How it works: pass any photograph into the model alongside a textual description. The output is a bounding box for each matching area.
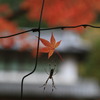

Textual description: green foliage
[0,0,48,27]
[15,15,48,28]
[0,0,22,9]
[79,38,100,83]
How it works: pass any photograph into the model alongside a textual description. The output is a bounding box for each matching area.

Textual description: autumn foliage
[39,33,61,58]
[0,0,100,57]
[21,0,100,27]
[0,4,17,49]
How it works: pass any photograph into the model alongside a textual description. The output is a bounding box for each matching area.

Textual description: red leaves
[39,33,61,58]
[40,47,49,53]
[0,4,11,14]
[21,0,100,33]
[39,38,51,47]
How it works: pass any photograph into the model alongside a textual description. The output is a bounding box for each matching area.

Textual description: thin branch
[21,0,45,100]
[0,24,100,39]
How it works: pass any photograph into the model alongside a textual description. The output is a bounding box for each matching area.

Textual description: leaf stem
[55,50,63,61]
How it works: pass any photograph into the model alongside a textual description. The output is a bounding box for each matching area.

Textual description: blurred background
[0,0,100,100]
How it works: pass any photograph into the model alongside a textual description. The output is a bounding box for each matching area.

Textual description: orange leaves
[21,0,100,33]
[21,0,100,31]
[39,38,51,47]
[0,4,11,14]
[0,4,18,34]
[21,0,42,20]
[39,33,61,58]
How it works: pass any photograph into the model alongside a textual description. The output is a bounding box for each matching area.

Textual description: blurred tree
[0,0,100,53]
[1,0,100,81]
[21,0,100,28]
[0,0,100,33]
[79,38,100,83]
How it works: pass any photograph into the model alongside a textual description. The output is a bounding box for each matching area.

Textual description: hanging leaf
[38,33,61,58]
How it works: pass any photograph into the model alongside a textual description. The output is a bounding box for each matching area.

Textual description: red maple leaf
[39,33,61,58]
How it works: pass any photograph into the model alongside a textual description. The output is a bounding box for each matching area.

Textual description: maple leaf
[39,33,61,58]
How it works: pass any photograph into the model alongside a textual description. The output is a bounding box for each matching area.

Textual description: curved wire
[0,24,100,39]
[21,0,45,100]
